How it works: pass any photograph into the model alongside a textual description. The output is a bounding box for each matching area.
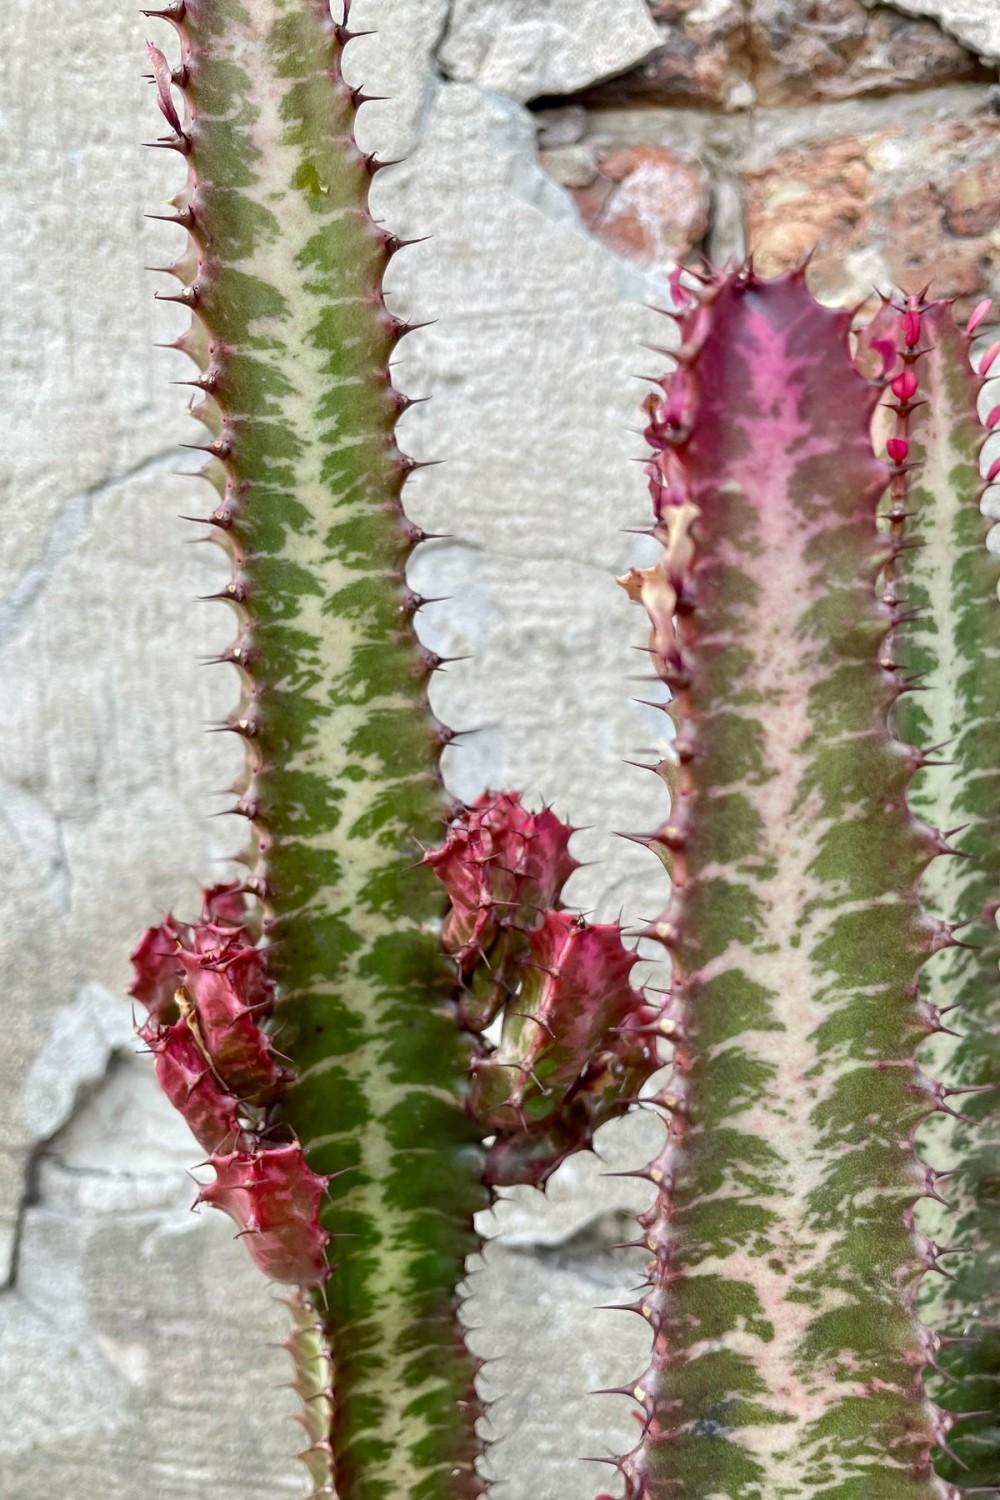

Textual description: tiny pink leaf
[980,339,1000,376]
[146,41,183,135]
[892,369,919,401]
[967,296,993,335]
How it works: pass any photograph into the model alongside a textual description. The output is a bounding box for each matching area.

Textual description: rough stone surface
[588,0,750,109]
[540,140,711,266]
[888,0,1000,62]
[750,0,991,104]
[744,115,1000,309]
[5,0,1000,1496]
[587,0,991,109]
[436,0,661,102]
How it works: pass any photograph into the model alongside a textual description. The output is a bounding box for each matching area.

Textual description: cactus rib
[876,299,1000,1487]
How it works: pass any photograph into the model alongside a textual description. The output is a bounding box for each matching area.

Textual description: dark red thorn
[334,26,376,46]
[398,455,444,474]
[180,440,232,459]
[145,208,195,229]
[171,376,217,393]
[155,286,199,307]
[394,392,431,413]
[383,232,431,256]
[364,153,404,175]
[143,134,191,155]
[199,583,247,603]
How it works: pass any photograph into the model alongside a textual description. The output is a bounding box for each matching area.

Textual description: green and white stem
[134,8,659,1498]
[873,295,1000,1489]
[142,3,486,1494]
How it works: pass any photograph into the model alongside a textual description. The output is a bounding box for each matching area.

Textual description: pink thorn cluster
[470,910,648,1128]
[426,794,663,1188]
[424,791,578,971]
[132,883,288,1103]
[130,884,330,1287]
[196,1143,331,1287]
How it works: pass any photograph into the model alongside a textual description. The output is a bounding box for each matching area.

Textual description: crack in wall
[430,0,456,77]
[0,448,178,649]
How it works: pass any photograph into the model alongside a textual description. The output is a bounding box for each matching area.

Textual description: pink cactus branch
[612,266,992,1498]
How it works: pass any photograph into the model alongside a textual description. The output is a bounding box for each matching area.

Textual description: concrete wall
[2,2,998,1496]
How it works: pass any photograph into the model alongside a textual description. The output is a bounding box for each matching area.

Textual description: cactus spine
[615,270,999,1498]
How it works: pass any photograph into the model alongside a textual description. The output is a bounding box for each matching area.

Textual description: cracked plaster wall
[2,1,999,1497]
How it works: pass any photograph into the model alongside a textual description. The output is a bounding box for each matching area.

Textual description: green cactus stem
[141,2,486,1494]
[136,8,663,1496]
[613,267,985,1499]
[865,295,1000,1487]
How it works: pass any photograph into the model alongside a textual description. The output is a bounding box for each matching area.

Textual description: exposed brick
[750,0,991,104]
[541,141,711,267]
[946,156,1000,236]
[580,0,988,109]
[585,0,749,109]
[744,118,1000,310]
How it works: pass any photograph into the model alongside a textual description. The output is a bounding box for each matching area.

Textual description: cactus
[133,4,1000,1495]
[133,5,656,1497]
[613,267,999,1498]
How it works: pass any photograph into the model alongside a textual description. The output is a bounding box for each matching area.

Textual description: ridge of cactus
[863,295,1000,1487]
[613,265,982,1498]
[136,3,488,1495]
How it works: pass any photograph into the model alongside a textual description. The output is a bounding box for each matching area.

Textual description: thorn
[145,207,194,229]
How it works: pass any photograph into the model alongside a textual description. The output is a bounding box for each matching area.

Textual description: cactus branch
[616,268,968,1498]
[136,4,486,1495]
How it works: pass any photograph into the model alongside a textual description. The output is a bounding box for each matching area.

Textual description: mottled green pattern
[161,3,485,1495]
[893,307,1000,1487]
[621,274,952,1498]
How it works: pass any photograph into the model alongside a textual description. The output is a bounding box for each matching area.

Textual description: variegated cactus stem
[612,265,998,1499]
[135,7,663,1496]
[862,293,1000,1488]
[136,3,489,1496]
